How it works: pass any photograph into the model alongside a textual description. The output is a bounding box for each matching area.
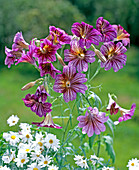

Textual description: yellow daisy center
[12,120,15,123]
[25,149,30,152]
[26,134,30,138]
[131,163,135,166]
[38,142,43,147]
[44,160,48,164]
[21,159,25,163]
[49,139,53,144]
[33,168,38,170]
[11,135,16,139]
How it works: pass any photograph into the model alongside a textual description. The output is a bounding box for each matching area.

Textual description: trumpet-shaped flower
[106,94,119,115]
[71,22,101,48]
[113,25,130,46]
[118,103,136,123]
[53,66,87,102]
[32,112,62,129]
[64,39,95,72]
[77,107,109,137]
[22,94,52,117]
[100,41,127,72]
[96,17,117,42]
[34,38,58,63]
[39,61,61,78]
[12,32,29,50]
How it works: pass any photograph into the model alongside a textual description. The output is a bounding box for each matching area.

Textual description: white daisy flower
[38,155,51,168]
[2,149,15,163]
[18,143,32,153]
[44,133,60,151]
[30,150,43,161]
[7,115,19,126]
[48,164,59,170]
[20,129,33,143]
[0,165,11,170]
[127,158,139,170]
[19,123,32,132]
[74,155,88,169]
[102,166,114,170]
[14,153,29,168]
[90,154,99,166]
[35,131,44,141]
[31,141,45,152]
[74,155,84,163]
[3,131,20,146]
[27,162,41,170]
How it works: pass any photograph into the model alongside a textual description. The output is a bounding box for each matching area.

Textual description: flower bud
[21,81,36,91]
[56,53,66,66]
[95,49,106,63]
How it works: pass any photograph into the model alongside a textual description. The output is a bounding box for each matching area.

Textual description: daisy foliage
[0,17,137,169]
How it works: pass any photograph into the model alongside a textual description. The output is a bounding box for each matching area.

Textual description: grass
[0,46,139,169]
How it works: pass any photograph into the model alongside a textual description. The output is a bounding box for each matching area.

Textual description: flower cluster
[2,115,60,169]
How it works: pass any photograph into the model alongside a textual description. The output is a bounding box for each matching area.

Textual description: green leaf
[106,118,115,136]
[88,91,102,108]
[103,135,115,163]
[89,133,96,149]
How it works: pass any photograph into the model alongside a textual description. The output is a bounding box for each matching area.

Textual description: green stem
[97,135,101,157]
[82,93,92,107]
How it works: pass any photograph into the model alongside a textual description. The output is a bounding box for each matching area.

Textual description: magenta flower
[118,103,136,123]
[15,45,36,66]
[35,85,50,103]
[5,47,22,68]
[48,26,71,47]
[34,38,58,63]
[22,94,52,117]
[32,112,62,129]
[71,22,101,49]
[112,25,130,46]
[53,66,87,102]
[64,39,95,72]
[77,107,109,137]
[96,17,117,42]
[106,94,119,115]
[39,61,61,78]
[100,41,127,72]
[12,32,29,50]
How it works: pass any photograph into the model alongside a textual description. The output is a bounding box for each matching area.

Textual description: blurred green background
[0,0,139,169]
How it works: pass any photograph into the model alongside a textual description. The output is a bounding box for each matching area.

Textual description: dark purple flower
[48,26,71,47]
[112,25,130,46]
[32,112,62,129]
[53,66,87,102]
[118,103,136,123]
[34,38,58,63]
[39,61,61,78]
[64,39,95,72]
[22,94,52,117]
[15,45,36,66]
[5,47,22,68]
[71,22,101,48]
[106,94,119,115]
[35,85,50,103]
[100,41,127,72]
[12,32,29,50]
[77,107,109,137]
[96,17,117,42]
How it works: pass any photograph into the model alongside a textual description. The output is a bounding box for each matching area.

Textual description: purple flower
[53,66,87,102]
[77,107,109,137]
[12,32,29,50]
[5,47,22,68]
[112,25,130,46]
[22,94,52,117]
[71,22,101,49]
[39,61,61,78]
[34,38,58,63]
[106,94,119,115]
[118,103,136,123]
[15,45,36,66]
[32,112,62,129]
[100,41,127,72]
[35,85,50,103]
[96,17,117,42]
[64,39,95,72]
[48,26,71,47]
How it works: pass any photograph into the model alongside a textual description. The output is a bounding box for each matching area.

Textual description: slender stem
[97,135,101,157]
[82,93,92,107]
[88,63,101,83]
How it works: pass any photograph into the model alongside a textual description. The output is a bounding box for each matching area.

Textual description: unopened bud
[95,49,106,63]
[56,53,66,66]
[21,81,36,91]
